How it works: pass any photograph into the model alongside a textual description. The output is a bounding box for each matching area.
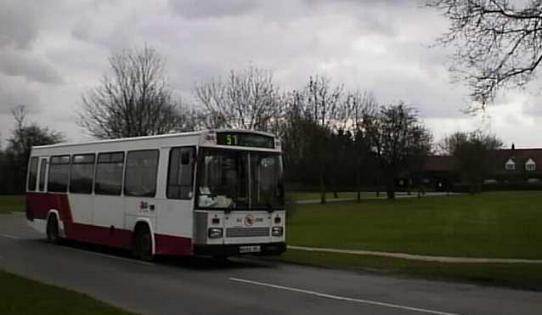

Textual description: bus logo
[244,214,255,227]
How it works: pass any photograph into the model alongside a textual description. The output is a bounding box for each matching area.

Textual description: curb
[288,245,542,264]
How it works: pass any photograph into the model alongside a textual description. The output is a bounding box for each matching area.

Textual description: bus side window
[124,150,159,197]
[70,154,95,194]
[27,157,39,191]
[95,152,125,195]
[38,158,48,192]
[48,155,70,192]
[167,147,195,200]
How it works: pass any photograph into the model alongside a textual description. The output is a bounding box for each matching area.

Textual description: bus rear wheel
[134,226,153,261]
[46,215,60,244]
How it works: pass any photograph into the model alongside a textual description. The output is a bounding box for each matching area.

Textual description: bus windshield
[196,148,284,210]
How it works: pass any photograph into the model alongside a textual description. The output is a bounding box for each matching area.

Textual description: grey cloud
[0,0,43,49]
[0,76,39,114]
[168,0,257,18]
[0,51,63,84]
[72,19,91,42]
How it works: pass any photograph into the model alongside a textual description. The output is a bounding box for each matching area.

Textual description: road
[0,213,540,315]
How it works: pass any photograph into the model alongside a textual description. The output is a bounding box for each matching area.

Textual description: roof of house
[423,147,542,173]
[491,148,542,172]
[424,155,456,172]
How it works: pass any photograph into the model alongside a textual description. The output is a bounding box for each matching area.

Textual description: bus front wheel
[134,226,153,261]
[46,215,60,244]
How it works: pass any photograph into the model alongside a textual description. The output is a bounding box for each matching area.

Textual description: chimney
[511,143,515,151]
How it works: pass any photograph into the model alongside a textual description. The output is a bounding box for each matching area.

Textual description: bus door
[123,150,160,233]
[68,154,95,225]
[93,152,125,230]
[159,147,196,239]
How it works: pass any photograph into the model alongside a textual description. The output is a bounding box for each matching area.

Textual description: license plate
[239,245,261,253]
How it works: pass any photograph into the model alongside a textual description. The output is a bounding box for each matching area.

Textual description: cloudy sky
[1,0,542,148]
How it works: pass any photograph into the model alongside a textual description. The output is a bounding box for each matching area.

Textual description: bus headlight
[208,228,223,239]
[271,226,283,237]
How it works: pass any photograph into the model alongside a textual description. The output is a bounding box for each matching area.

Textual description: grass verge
[0,269,139,315]
[0,195,25,214]
[280,250,542,291]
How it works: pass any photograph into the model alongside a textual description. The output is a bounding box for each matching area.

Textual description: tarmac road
[0,213,540,315]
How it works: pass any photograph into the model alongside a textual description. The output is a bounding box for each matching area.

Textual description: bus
[25,129,286,260]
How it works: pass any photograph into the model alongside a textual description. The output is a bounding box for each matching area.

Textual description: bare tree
[8,106,64,159]
[282,75,343,204]
[341,91,378,202]
[194,66,283,132]
[366,103,433,199]
[442,130,502,193]
[428,0,542,107]
[3,105,64,193]
[80,46,191,139]
[302,75,344,130]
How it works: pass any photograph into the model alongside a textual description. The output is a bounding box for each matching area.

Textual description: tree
[281,76,343,204]
[194,66,283,132]
[80,46,193,139]
[428,0,542,107]
[366,104,433,199]
[341,91,378,202]
[2,106,64,193]
[442,130,502,193]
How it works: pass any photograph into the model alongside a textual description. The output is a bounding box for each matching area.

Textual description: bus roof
[31,129,277,151]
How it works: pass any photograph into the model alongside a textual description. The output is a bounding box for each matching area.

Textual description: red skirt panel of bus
[26,192,193,256]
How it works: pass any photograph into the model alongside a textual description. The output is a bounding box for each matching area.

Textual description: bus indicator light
[208,228,223,239]
[272,227,283,237]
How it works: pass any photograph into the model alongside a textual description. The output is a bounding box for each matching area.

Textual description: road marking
[229,277,460,315]
[0,234,20,240]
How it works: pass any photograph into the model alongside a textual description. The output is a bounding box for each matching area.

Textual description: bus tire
[46,215,61,244]
[134,225,153,261]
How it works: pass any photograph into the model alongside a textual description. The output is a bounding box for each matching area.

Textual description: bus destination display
[216,132,275,149]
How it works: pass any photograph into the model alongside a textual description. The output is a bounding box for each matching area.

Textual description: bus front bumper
[194,242,286,257]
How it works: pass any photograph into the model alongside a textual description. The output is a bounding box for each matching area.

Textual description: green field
[0,195,24,214]
[284,191,542,289]
[0,269,138,315]
[287,191,359,201]
[287,191,542,259]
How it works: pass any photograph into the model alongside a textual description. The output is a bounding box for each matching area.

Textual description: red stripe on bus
[155,234,193,256]
[26,192,193,256]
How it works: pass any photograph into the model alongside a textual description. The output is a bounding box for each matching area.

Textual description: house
[487,146,542,183]
[422,155,457,191]
[422,144,542,189]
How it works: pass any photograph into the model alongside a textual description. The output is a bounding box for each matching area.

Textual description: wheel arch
[46,209,65,237]
[132,218,156,255]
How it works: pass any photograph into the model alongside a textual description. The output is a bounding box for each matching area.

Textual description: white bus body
[25,130,286,259]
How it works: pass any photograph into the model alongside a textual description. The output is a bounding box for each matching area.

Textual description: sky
[1,0,542,149]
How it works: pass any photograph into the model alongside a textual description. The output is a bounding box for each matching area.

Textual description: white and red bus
[25,130,286,260]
